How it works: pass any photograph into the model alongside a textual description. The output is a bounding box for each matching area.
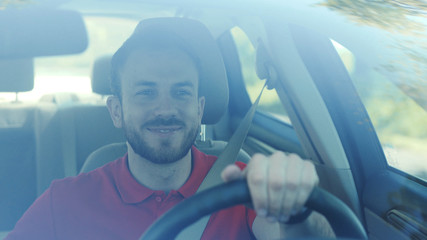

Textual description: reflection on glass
[334,39,427,182]
[319,0,427,111]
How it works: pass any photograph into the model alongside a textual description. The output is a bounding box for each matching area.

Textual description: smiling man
[109,44,205,192]
[6,18,333,239]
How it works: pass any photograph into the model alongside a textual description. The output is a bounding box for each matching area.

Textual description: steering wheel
[140,179,367,240]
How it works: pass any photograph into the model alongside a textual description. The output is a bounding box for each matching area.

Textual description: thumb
[221,164,244,182]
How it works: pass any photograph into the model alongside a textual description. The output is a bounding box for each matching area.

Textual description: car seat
[34,56,126,196]
[80,17,251,173]
[0,58,38,232]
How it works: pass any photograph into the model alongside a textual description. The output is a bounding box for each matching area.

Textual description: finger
[291,160,318,213]
[246,153,269,217]
[280,154,303,218]
[266,152,287,221]
[221,164,244,182]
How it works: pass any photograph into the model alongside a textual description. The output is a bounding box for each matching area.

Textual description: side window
[333,41,427,182]
[230,27,291,124]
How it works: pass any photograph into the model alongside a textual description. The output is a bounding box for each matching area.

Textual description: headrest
[0,58,33,92]
[102,18,229,124]
[0,9,87,58]
[91,55,112,96]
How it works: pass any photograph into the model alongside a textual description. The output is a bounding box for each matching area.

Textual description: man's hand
[221,151,318,223]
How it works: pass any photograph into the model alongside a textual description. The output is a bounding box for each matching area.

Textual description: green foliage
[318,0,427,33]
[0,0,35,9]
[321,0,427,112]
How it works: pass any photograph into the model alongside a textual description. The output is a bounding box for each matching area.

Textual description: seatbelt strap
[198,82,267,192]
[176,82,267,240]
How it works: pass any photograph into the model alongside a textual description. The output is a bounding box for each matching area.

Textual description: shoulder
[192,146,217,162]
[50,156,124,197]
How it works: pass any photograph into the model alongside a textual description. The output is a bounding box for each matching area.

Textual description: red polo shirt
[7,146,256,240]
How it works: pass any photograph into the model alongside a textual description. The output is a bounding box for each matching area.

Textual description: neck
[127,143,192,193]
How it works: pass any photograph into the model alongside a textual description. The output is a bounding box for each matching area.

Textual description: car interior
[1,1,426,239]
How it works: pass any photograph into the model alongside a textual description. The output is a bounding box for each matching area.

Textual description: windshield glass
[321,1,427,181]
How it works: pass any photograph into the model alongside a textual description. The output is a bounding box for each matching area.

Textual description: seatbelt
[176,82,267,240]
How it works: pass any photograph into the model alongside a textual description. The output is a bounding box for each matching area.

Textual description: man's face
[110,47,205,164]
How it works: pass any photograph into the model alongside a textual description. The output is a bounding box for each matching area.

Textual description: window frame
[289,22,427,238]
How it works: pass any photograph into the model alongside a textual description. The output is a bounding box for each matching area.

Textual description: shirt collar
[115,146,217,204]
[177,146,216,198]
[115,153,154,204]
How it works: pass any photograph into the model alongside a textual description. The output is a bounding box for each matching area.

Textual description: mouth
[146,126,183,136]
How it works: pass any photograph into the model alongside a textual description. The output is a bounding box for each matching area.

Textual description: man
[6,18,333,239]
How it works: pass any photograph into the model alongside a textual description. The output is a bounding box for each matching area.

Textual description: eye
[174,87,194,98]
[176,89,192,96]
[136,88,156,96]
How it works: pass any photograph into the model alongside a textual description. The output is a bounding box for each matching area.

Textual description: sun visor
[0,8,88,58]
[0,58,34,92]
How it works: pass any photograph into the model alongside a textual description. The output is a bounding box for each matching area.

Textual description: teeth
[159,129,171,133]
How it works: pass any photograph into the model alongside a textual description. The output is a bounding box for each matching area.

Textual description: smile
[146,126,183,135]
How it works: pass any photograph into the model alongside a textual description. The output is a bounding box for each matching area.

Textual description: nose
[152,94,178,118]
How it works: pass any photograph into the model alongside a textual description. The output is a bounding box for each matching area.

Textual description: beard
[123,116,199,164]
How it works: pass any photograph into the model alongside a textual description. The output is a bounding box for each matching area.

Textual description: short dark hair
[110,30,201,99]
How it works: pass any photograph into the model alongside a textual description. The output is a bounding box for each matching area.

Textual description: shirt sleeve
[235,161,247,171]
[5,183,57,240]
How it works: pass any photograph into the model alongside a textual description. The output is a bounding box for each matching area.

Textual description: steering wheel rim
[140,179,367,240]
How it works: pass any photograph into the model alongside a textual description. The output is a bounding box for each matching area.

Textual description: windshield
[321,1,427,181]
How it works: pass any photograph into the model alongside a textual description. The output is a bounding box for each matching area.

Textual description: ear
[107,96,123,128]
[198,96,205,123]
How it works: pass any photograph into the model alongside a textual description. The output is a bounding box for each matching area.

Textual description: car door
[267,15,427,240]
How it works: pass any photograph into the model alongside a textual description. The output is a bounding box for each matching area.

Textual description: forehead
[121,47,200,87]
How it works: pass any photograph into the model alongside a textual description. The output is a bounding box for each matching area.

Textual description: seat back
[0,59,38,231]
[35,105,126,193]
[80,142,127,173]
[34,56,127,195]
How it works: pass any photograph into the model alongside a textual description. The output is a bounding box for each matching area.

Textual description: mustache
[143,117,186,127]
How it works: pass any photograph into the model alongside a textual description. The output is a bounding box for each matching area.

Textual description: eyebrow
[173,81,195,88]
[132,80,196,89]
[133,81,156,87]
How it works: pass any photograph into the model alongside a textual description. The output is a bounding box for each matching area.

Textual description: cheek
[122,105,145,126]
[186,105,202,125]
